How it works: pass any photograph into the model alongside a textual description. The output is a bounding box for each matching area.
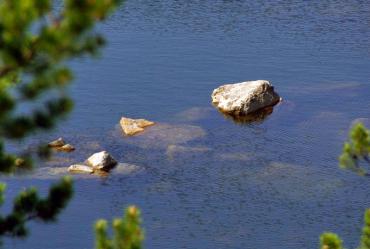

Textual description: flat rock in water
[120,117,155,136]
[68,164,94,174]
[85,151,117,171]
[211,80,280,116]
[48,138,65,147]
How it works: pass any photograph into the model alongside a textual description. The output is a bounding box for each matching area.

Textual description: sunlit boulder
[85,151,117,171]
[211,80,280,116]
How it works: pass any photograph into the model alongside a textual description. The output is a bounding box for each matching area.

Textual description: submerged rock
[85,151,117,171]
[250,162,343,201]
[211,80,280,116]
[36,167,68,178]
[68,164,94,174]
[48,138,65,147]
[85,141,103,150]
[44,156,73,167]
[121,123,206,149]
[286,82,363,94]
[216,152,253,162]
[175,107,213,122]
[120,117,155,136]
[113,163,143,175]
[166,145,211,158]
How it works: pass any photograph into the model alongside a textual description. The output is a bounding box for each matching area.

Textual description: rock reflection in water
[217,106,275,124]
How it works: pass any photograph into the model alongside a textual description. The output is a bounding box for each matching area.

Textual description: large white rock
[85,151,117,171]
[211,80,280,116]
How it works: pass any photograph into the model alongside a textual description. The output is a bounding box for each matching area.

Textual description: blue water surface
[3,1,370,249]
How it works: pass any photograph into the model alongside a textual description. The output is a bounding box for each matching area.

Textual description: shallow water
[3,1,370,248]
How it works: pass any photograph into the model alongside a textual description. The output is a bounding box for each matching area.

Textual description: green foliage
[95,206,144,249]
[0,0,122,172]
[320,233,343,249]
[0,0,121,243]
[339,123,370,175]
[359,210,370,249]
[0,176,73,237]
[320,209,370,249]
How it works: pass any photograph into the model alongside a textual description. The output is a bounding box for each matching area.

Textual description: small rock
[211,80,280,116]
[85,151,117,171]
[120,117,155,136]
[68,164,94,174]
[48,138,65,147]
[57,144,75,152]
[15,158,26,167]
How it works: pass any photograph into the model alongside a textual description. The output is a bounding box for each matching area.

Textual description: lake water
[3,1,370,248]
